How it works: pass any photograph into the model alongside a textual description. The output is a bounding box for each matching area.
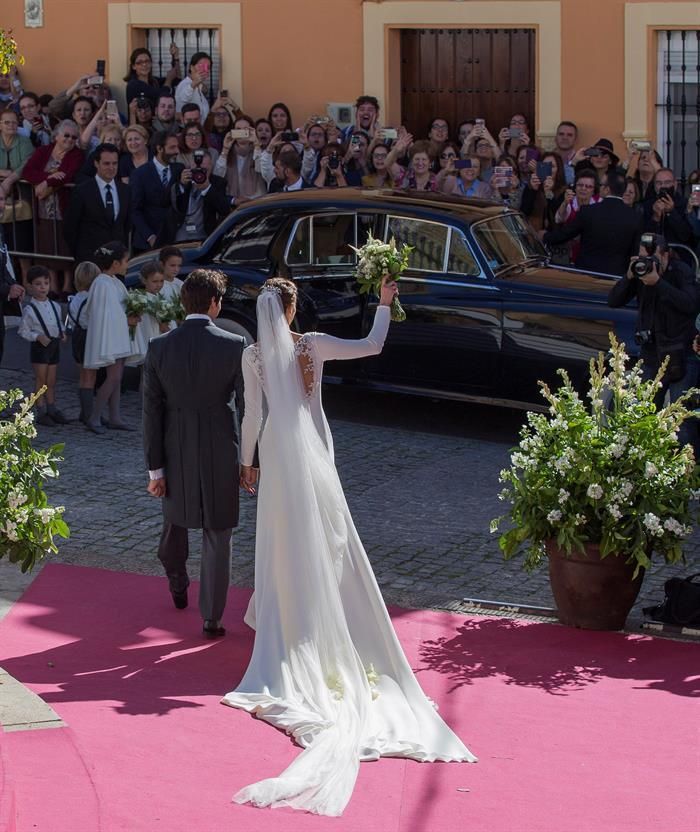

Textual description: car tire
[215,317,255,344]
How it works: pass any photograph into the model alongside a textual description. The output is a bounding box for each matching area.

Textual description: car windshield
[472,213,547,273]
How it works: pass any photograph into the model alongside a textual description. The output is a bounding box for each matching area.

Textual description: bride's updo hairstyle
[261,277,297,312]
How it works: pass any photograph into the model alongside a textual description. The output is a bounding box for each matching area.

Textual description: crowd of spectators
[0,50,699,298]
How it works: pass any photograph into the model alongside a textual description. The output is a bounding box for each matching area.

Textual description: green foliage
[0,389,69,573]
[490,335,699,577]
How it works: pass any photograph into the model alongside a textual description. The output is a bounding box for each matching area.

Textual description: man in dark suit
[64,143,131,262]
[142,269,246,638]
[129,128,183,253]
[166,149,233,243]
[268,150,315,194]
[543,172,642,276]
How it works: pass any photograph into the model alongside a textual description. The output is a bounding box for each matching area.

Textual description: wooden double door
[400,28,536,141]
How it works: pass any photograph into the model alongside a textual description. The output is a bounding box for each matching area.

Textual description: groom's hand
[147,477,166,498]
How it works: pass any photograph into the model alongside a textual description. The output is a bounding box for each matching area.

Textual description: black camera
[191,150,207,184]
[281,131,298,142]
[136,94,149,111]
[328,154,339,170]
[634,329,654,346]
[631,255,660,278]
[657,186,675,199]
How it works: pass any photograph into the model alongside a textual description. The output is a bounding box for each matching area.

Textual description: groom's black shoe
[171,588,188,610]
[202,620,226,639]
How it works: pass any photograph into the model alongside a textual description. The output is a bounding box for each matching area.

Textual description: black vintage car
[127,189,637,410]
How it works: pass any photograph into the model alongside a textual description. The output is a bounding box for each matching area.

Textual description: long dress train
[222,298,476,816]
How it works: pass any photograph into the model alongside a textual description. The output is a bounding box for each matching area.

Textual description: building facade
[4,0,700,176]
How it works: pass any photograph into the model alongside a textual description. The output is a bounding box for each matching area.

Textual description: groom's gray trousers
[158,521,232,621]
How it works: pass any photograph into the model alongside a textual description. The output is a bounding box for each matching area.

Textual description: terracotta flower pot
[546,540,645,630]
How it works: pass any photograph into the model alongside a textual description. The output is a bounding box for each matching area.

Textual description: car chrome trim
[399,276,500,291]
[323,375,546,411]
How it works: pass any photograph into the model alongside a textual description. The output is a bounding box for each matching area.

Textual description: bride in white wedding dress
[222,276,476,816]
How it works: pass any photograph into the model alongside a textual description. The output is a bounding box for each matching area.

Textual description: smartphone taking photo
[453,159,472,170]
[105,100,119,119]
[536,161,553,181]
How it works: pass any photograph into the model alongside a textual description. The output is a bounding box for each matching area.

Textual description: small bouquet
[168,295,186,324]
[351,233,411,322]
[124,289,151,339]
[0,388,69,573]
[150,294,174,325]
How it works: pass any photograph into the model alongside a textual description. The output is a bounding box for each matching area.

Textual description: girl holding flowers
[82,241,135,434]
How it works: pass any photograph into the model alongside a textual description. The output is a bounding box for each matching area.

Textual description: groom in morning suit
[143,269,246,638]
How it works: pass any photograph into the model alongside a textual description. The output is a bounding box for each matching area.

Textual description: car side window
[312,214,355,265]
[446,230,481,277]
[286,217,311,265]
[286,214,356,266]
[386,216,448,272]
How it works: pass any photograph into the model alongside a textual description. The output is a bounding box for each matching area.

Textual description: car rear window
[213,211,286,266]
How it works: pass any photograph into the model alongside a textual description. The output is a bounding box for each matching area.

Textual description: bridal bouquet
[0,388,69,573]
[351,233,411,322]
[123,289,151,339]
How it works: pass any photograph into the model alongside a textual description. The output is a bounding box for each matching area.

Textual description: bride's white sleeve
[240,350,263,467]
[311,305,391,363]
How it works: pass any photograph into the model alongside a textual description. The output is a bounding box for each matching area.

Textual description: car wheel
[214,317,255,344]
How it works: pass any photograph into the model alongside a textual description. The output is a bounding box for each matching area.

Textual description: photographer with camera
[166,149,232,243]
[608,233,700,447]
[643,168,694,247]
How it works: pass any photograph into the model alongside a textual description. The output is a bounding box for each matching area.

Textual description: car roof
[242,187,514,223]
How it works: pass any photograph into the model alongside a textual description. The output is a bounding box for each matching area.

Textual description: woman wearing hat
[572,138,620,185]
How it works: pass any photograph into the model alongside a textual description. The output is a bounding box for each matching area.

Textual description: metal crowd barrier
[4,179,75,267]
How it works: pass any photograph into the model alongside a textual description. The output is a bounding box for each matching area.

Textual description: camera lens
[631,258,651,278]
[191,168,206,184]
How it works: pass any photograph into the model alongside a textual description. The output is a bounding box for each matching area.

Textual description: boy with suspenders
[18,265,68,426]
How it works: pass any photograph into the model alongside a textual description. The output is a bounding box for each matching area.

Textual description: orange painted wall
[2,0,699,150]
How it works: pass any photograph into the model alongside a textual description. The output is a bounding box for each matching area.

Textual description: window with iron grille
[656,29,700,190]
[143,27,222,106]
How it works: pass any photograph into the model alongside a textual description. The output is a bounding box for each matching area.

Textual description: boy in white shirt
[18,265,68,426]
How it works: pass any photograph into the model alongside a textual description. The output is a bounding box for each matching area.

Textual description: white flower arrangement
[0,388,69,572]
[491,335,699,576]
[124,291,184,338]
[350,233,412,322]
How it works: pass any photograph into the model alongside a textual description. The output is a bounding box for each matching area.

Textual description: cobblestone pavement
[0,363,697,627]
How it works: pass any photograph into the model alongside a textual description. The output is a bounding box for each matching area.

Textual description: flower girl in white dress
[222,277,476,817]
[82,241,134,434]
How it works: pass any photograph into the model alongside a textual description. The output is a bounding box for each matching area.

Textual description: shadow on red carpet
[0,563,698,832]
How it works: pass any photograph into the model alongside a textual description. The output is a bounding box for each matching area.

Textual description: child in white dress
[82,242,136,435]
[17,265,68,426]
[159,246,184,302]
[67,261,100,424]
[128,261,174,367]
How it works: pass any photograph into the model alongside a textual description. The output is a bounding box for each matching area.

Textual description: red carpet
[0,563,698,832]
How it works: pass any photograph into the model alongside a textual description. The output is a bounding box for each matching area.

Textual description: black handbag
[644,573,700,627]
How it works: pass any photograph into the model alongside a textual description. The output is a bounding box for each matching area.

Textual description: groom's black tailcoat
[142,318,246,529]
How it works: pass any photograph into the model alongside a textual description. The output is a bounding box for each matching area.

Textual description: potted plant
[491,335,699,630]
[1,388,69,572]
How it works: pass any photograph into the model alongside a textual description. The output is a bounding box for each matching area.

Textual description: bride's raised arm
[312,280,398,363]
[240,349,263,467]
